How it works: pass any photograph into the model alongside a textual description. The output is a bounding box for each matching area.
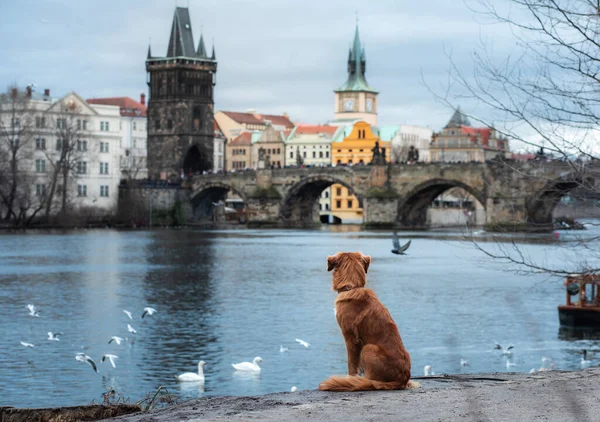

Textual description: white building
[213,121,225,172]
[391,125,433,163]
[284,125,337,168]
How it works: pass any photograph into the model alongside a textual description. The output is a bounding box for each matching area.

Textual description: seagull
[27,304,40,317]
[460,359,470,367]
[506,360,517,369]
[581,349,592,367]
[102,354,119,368]
[75,353,98,373]
[232,357,262,372]
[141,307,157,319]
[47,332,62,341]
[295,339,310,348]
[424,365,434,376]
[127,324,137,334]
[290,386,298,392]
[109,336,124,345]
[20,341,34,348]
[280,345,289,353]
[391,232,411,255]
[123,310,133,320]
[494,343,514,355]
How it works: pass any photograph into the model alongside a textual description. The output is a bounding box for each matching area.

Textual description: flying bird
[391,232,411,255]
[127,324,137,334]
[27,304,40,317]
[494,343,514,355]
[20,341,34,348]
[295,339,310,348]
[47,332,62,341]
[123,310,133,320]
[102,354,119,368]
[141,307,157,319]
[232,356,262,372]
[75,353,98,373]
[109,336,124,345]
[280,345,289,353]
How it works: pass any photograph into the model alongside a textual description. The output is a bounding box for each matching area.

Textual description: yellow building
[330,121,390,223]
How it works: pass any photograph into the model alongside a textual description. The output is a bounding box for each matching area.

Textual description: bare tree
[437,0,600,274]
[0,85,36,222]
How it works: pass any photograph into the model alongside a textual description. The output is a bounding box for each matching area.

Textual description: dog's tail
[318,376,420,392]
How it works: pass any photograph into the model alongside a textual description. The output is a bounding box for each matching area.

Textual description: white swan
[506,360,517,369]
[176,360,206,382]
[280,345,288,353]
[581,349,592,367]
[424,365,434,376]
[232,356,262,372]
[460,359,470,367]
[290,386,298,392]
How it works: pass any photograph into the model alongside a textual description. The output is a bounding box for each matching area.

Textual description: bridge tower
[146,7,217,179]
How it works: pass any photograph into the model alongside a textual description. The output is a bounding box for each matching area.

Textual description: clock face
[344,99,354,112]
[366,99,373,112]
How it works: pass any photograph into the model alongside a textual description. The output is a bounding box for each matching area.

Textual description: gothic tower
[334,23,378,125]
[146,7,217,179]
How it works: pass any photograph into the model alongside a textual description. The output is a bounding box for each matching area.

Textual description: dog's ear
[362,255,371,273]
[327,254,339,272]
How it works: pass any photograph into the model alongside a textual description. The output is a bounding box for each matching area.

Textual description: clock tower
[334,23,378,125]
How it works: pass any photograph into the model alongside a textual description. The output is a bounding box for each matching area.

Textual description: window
[277,148,281,154]
[100,142,109,153]
[319,151,323,158]
[326,151,329,158]
[168,119,173,130]
[325,203,330,211]
[83,120,87,130]
[35,159,46,173]
[312,151,316,158]
[100,185,109,197]
[105,121,110,131]
[303,152,306,158]
[99,162,109,174]
[77,184,87,197]
[56,118,66,129]
[35,116,45,128]
[77,140,87,151]
[77,161,87,174]
[100,122,104,131]
[324,191,329,198]
[290,151,294,158]
[12,118,20,127]
[35,138,46,150]
[56,139,63,151]
[133,122,137,130]
[336,200,342,209]
[100,121,110,131]
[347,200,353,208]
[336,187,342,195]
[77,119,81,130]
[155,120,161,130]
[267,148,271,155]
[218,142,222,152]
[35,184,46,197]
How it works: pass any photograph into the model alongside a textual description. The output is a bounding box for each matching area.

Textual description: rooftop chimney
[44,89,50,97]
[140,93,146,106]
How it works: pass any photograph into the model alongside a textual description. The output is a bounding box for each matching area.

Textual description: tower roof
[166,7,196,58]
[445,107,472,128]
[336,23,378,94]
[197,34,208,58]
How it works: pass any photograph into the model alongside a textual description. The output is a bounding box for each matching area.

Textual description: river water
[1,226,599,408]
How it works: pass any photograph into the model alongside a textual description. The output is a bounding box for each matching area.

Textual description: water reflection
[558,327,600,341]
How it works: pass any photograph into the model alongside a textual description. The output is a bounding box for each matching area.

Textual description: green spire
[335,22,377,94]
[197,34,207,58]
[147,43,152,59]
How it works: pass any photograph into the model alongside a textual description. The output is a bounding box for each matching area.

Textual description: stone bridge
[184,161,597,231]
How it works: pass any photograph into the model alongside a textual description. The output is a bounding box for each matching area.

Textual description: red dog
[319,252,417,391]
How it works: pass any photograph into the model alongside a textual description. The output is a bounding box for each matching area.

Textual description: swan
[506,360,517,369]
[232,356,262,372]
[176,360,206,382]
[581,349,592,367]
[279,345,288,353]
[291,386,298,392]
[460,359,470,367]
[424,365,434,376]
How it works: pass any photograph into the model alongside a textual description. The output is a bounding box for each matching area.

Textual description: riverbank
[105,368,600,422]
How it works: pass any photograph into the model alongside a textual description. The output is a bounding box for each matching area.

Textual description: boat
[558,274,600,327]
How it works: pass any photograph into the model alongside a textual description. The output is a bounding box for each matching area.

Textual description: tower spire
[147,42,152,59]
[211,39,216,60]
[197,33,207,58]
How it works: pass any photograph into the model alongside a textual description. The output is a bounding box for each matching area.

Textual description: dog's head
[326,252,371,292]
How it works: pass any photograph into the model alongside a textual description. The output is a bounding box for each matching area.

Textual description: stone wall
[118,182,191,226]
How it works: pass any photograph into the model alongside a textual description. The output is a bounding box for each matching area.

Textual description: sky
[0,0,522,131]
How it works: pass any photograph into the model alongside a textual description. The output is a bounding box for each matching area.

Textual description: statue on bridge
[371,141,387,165]
[407,146,419,164]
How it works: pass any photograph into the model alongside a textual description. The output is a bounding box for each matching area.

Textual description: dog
[319,252,418,391]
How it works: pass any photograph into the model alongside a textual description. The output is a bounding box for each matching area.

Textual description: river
[1,225,599,408]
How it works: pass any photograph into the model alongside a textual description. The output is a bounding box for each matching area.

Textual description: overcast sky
[0,0,521,130]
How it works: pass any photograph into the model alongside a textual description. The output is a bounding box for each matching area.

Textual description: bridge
[184,161,596,231]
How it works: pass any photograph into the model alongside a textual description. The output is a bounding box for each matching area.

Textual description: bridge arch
[526,172,589,228]
[189,182,247,221]
[397,178,486,228]
[280,174,361,226]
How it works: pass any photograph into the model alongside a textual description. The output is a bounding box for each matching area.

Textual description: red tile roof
[229,132,252,146]
[461,127,491,145]
[86,97,147,117]
[511,153,535,161]
[294,124,337,135]
[221,111,294,129]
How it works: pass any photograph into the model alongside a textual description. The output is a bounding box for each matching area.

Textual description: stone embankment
[105,368,600,422]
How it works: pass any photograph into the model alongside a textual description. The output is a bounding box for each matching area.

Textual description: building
[86,95,148,180]
[250,125,286,169]
[329,121,390,223]
[0,88,123,216]
[213,121,225,172]
[284,124,337,168]
[214,111,294,142]
[391,125,433,163]
[146,6,217,179]
[333,24,379,126]
[430,107,510,162]
[226,132,253,171]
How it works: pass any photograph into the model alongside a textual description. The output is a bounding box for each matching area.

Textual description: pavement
[107,368,600,422]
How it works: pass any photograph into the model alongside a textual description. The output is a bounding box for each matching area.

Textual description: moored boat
[558,274,600,327]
